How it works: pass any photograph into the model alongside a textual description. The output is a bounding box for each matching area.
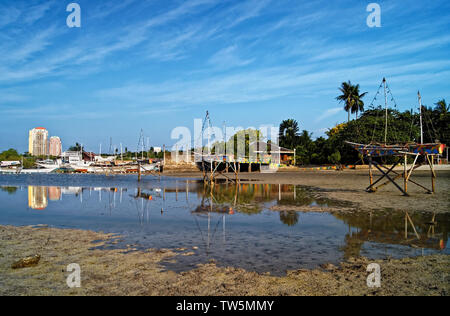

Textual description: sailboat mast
[383,78,388,144]
[418,91,424,144]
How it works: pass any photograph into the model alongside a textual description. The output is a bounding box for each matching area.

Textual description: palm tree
[336,81,355,123]
[350,84,368,119]
[435,99,449,115]
[279,119,300,149]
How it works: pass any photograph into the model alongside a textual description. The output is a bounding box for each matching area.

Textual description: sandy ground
[1,225,448,296]
[167,169,450,214]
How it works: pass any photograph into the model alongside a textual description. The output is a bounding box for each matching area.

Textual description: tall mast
[418,91,424,144]
[383,78,388,144]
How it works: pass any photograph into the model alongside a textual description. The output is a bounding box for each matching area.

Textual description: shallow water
[0,174,448,275]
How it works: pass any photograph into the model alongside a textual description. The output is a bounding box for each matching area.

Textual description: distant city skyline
[1,0,449,153]
[28,127,48,156]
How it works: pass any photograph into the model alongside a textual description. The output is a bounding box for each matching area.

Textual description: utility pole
[418,91,424,145]
[383,78,388,144]
[163,144,166,166]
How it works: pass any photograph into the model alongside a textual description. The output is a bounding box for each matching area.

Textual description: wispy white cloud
[23,1,54,24]
[315,107,342,123]
[208,45,254,69]
[0,4,21,28]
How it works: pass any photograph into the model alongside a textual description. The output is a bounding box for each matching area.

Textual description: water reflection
[337,211,448,258]
[0,186,17,194]
[27,186,48,210]
[0,180,448,273]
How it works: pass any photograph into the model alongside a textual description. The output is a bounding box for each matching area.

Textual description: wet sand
[167,169,450,214]
[1,225,448,296]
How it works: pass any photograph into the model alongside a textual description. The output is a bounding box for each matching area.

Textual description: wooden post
[294,149,296,166]
[368,156,374,190]
[249,163,252,173]
[430,155,436,194]
[404,154,408,193]
[138,163,141,182]
[163,145,166,166]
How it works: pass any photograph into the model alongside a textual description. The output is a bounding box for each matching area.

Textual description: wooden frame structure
[199,158,240,184]
[347,142,445,196]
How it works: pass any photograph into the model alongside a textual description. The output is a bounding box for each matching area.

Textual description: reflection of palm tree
[279,211,299,226]
[341,233,365,259]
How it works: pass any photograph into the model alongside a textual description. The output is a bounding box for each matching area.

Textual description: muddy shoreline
[1,170,449,296]
[1,225,448,296]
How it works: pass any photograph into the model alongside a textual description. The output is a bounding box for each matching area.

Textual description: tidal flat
[0,171,449,296]
[0,225,448,296]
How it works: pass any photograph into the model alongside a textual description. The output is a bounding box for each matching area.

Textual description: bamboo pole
[369,156,373,189]
[404,154,408,193]
[138,163,141,182]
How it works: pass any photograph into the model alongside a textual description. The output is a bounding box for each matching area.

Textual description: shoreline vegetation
[1,225,448,296]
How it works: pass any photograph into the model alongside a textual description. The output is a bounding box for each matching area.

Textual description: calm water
[0,174,448,275]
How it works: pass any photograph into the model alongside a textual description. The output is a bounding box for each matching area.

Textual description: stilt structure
[195,111,240,185]
[346,80,446,196]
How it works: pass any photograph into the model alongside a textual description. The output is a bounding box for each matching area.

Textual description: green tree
[68,143,82,151]
[0,149,21,161]
[435,99,449,115]
[350,84,368,119]
[336,81,367,122]
[279,119,300,149]
[336,81,356,123]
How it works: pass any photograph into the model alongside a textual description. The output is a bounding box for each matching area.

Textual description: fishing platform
[347,78,446,196]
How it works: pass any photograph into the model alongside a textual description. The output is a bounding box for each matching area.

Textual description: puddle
[0,174,448,275]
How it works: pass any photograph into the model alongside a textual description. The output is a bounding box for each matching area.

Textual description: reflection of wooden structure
[190,184,235,255]
[341,211,447,258]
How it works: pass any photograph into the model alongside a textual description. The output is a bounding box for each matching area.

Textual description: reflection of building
[28,186,48,210]
[29,127,49,156]
[48,187,61,201]
[49,137,62,157]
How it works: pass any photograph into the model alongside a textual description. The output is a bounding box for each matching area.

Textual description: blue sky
[0,0,449,153]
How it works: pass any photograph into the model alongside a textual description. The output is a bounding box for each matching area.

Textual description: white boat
[36,159,65,169]
[20,168,58,174]
[0,167,21,174]
[67,156,94,171]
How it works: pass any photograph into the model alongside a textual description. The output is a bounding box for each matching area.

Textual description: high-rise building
[49,136,62,157]
[29,127,48,156]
